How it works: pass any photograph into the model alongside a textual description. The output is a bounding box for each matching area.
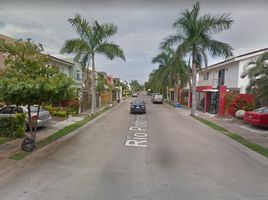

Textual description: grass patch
[228,133,268,158]
[193,116,268,159]
[0,137,11,145]
[193,116,229,133]
[9,151,30,160]
[9,106,111,161]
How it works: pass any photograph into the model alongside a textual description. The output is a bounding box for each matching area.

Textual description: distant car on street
[0,105,52,130]
[132,92,138,97]
[130,100,146,114]
[151,93,163,104]
[243,107,268,127]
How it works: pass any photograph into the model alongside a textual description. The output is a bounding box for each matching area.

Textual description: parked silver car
[0,105,52,129]
[151,93,163,104]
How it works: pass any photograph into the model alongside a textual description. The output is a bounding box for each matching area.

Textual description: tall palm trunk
[191,48,197,116]
[166,86,169,102]
[91,54,96,114]
[174,79,178,106]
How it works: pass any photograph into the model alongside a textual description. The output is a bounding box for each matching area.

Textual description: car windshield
[132,100,144,105]
[254,107,267,113]
[30,106,44,113]
[154,94,162,99]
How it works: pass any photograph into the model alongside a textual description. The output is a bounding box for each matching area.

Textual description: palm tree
[161,2,233,115]
[61,14,125,114]
[152,49,173,99]
[241,52,268,106]
[147,69,162,93]
[152,48,187,105]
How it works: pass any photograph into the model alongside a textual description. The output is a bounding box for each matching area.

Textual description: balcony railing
[198,78,225,88]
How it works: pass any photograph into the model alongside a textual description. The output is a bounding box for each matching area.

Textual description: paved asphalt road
[0,93,268,200]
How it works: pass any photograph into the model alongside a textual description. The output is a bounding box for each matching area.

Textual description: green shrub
[0,117,13,137]
[66,107,79,116]
[0,113,25,138]
[45,105,78,117]
[43,104,53,113]
[52,110,68,118]
[14,113,26,138]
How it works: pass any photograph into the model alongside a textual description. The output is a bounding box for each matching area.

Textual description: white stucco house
[197,48,268,93]
[185,48,268,114]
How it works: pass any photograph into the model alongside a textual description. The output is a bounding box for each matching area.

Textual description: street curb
[192,115,268,165]
[0,104,118,184]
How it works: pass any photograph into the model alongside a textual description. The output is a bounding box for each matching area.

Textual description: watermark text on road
[125,115,148,148]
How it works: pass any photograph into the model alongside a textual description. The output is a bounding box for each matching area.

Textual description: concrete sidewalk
[175,106,268,149]
[0,105,108,162]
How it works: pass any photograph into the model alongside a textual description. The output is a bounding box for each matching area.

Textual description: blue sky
[0,0,268,84]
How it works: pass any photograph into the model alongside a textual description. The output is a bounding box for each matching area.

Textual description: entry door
[207,92,219,114]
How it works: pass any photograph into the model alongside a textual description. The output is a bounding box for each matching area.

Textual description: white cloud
[0,1,268,83]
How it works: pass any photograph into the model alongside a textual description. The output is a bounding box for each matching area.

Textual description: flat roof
[199,48,268,72]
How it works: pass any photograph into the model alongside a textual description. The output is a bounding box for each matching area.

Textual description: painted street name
[125,115,148,148]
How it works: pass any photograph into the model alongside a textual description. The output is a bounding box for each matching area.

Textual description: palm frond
[160,34,184,50]
[96,42,126,61]
[200,13,234,35]
[68,14,91,40]
[101,23,117,38]
[60,38,86,54]
[204,39,233,59]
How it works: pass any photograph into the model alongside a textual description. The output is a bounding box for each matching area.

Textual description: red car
[243,107,268,127]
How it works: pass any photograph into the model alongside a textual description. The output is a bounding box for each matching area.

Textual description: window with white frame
[203,72,209,80]
[76,70,81,80]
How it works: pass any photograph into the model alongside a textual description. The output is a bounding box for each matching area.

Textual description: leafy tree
[130,80,143,92]
[96,73,107,92]
[149,68,166,92]
[0,39,75,149]
[61,14,125,114]
[241,52,268,106]
[161,2,233,115]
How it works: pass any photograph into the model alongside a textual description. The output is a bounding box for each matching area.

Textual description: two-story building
[62,58,83,96]
[194,48,268,114]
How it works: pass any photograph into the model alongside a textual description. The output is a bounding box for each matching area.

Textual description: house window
[203,72,209,80]
[218,69,225,86]
[76,70,81,80]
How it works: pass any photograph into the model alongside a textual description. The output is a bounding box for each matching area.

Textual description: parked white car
[0,105,52,130]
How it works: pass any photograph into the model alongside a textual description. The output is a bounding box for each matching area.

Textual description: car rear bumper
[36,117,52,127]
[152,100,163,103]
[130,109,146,114]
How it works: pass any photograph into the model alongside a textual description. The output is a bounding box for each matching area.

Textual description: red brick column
[204,92,207,113]
[218,86,227,116]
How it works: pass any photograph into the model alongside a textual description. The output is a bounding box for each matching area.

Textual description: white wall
[197,61,239,89]
[196,51,268,94]
[224,61,239,88]
[197,68,220,88]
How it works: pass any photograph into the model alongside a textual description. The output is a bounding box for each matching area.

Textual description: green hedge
[43,105,78,118]
[0,114,26,138]
[52,110,68,118]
